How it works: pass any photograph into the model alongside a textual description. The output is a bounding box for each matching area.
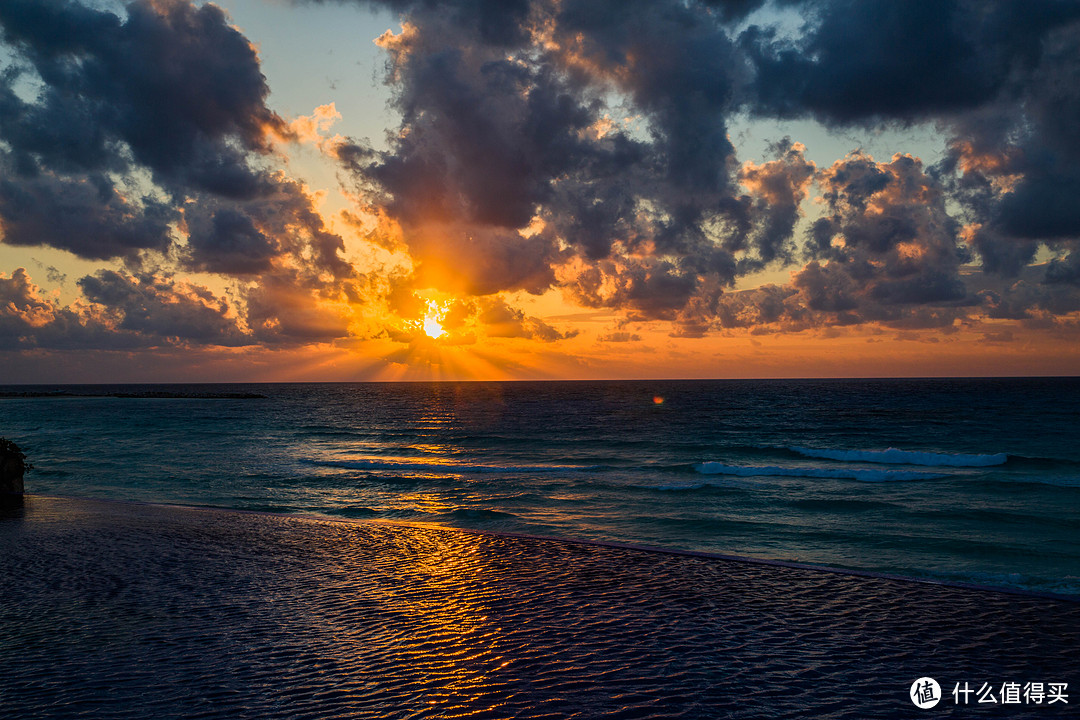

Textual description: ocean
[4,377,1079,596]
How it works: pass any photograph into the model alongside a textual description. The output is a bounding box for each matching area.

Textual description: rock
[0,438,28,495]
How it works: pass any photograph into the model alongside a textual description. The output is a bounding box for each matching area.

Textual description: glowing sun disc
[422,313,446,339]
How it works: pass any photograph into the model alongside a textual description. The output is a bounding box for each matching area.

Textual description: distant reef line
[0,390,267,399]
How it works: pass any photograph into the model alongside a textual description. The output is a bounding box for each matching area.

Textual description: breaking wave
[695,462,949,482]
[785,446,1008,467]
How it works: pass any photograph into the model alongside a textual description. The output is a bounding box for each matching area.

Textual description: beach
[2,495,1076,718]
[3,0,1079,714]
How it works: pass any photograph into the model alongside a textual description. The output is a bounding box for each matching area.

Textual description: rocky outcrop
[0,438,28,495]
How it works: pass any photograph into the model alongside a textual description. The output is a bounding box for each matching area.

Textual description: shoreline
[20,492,1080,604]
[3,493,1078,718]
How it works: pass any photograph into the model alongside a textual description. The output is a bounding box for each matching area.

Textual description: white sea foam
[695,462,948,482]
[786,446,1008,467]
[313,458,596,475]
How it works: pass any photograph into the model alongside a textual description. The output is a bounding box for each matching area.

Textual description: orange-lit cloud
[2,0,1080,380]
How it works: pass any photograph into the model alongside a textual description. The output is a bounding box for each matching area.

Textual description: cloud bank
[1,0,1079,362]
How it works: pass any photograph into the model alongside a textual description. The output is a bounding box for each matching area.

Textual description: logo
[911,677,942,709]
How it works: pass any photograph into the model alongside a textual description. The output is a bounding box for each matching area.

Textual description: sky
[1,0,1079,382]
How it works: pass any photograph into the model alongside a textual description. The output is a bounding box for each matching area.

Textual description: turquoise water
[5,378,1080,595]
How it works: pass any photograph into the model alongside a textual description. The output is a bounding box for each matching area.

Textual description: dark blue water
[4,378,1080,594]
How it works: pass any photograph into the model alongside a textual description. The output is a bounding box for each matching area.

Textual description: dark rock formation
[0,438,28,495]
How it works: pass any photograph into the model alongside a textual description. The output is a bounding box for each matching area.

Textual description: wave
[323,506,380,518]
[785,446,1008,467]
[440,508,519,521]
[308,457,600,475]
[968,475,1080,490]
[695,462,948,482]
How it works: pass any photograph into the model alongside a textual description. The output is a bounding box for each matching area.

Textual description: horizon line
[2,374,1079,386]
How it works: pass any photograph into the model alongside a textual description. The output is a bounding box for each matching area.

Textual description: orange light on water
[653,396,664,405]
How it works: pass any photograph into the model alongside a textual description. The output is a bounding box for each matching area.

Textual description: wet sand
[1,495,1077,718]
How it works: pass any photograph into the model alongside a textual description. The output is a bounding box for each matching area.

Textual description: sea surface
[4,377,1080,595]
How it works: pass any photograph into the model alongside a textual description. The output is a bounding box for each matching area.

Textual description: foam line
[695,462,948,482]
[786,446,1008,467]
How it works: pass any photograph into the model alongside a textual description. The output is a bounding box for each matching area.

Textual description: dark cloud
[5,0,1080,354]
[0,168,176,260]
[244,273,353,344]
[1045,249,1080,286]
[561,257,702,321]
[329,0,823,322]
[0,1,352,280]
[934,24,1080,285]
[0,267,72,349]
[739,0,1080,288]
[77,269,251,345]
[597,331,642,343]
[0,0,358,352]
[181,178,353,283]
[321,0,1080,331]
[332,15,635,294]
[0,0,285,195]
[738,0,1080,314]
[552,0,745,194]
[741,0,1080,124]
[5,261,360,351]
[714,283,801,330]
[44,265,66,285]
[735,138,816,266]
[408,224,558,295]
[976,267,1080,319]
[0,266,253,350]
[476,297,574,341]
[182,205,279,276]
[989,24,1080,244]
[794,153,974,318]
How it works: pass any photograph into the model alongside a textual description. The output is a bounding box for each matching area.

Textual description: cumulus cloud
[0,169,176,260]
[0,0,359,351]
[0,268,129,350]
[742,0,1080,124]
[0,0,286,196]
[5,0,1080,358]
[244,273,354,343]
[181,177,353,283]
[328,0,831,326]
[1,266,253,350]
[741,0,1080,302]
[935,14,1080,287]
[476,297,575,342]
[77,269,251,345]
[736,138,816,267]
[598,331,642,343]
[306,0,1080,337]
[806,153,971,305]
[0,0,354,279]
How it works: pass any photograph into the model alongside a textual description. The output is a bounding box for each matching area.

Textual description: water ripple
[1,496,1077,719]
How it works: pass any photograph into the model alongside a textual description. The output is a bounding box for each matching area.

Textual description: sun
[422,300,447,339]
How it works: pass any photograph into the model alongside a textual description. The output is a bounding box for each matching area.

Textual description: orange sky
[1,0,1078,382]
